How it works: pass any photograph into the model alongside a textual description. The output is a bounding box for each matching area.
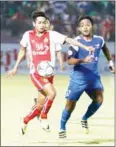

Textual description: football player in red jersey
[28,18,65,131]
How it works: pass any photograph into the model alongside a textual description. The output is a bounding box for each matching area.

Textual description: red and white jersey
[20,30,67,74]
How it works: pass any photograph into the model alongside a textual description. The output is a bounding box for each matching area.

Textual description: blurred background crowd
[1,1,115,43]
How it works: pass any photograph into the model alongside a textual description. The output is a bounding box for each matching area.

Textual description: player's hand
[6,67,17,78]
[86,46,95,52]
[83,55,94,63]
[60,65,65,71]
[109,66,116,74]
[108,60,115,74]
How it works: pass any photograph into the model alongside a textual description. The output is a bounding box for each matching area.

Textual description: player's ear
[33,22,35,27]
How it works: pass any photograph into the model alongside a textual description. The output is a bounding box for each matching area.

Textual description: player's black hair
[31,11,49,22]
[78,16,94,26]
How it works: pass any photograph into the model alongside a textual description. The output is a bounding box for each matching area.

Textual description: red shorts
[30,73,54,90]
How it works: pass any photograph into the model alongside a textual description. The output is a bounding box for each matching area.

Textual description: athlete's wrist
[76,59,84,64]
[108,60,114,67]
[14,65,18,70]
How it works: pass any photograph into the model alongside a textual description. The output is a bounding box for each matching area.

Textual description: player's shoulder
[48,30,59,35]
[48,30,57,38]
[93,35,104,41]
[48,30,64,36]
[93,35,105,47]
[48,30,54,33]
[48,30,53,36]
[23,30,34,36]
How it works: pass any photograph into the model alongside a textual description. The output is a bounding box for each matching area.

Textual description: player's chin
[39,29,45,33]
[82,31,90,36]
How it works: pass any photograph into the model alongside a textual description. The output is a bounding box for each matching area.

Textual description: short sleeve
[68,46,78,59]
[50,31,67,44]
[69,36,79,51]
[20,31,29,47]
[55,43,62,51]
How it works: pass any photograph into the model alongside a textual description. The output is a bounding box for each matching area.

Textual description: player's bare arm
[102,43,115,73]
[65,37,95,52]
[7,46,26,77]
[56,51,64,71]
[67,56,93,65]
[26,53,31,68]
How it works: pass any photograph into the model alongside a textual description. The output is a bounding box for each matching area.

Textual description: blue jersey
[68,35,105,78]
[66,35,104,100]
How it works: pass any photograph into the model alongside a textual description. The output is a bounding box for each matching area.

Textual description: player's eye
[80,25,84,27]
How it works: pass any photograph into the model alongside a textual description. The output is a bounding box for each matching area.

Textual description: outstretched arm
[102,43,115,73]
[65,37,94,52]
[50,31,95,52]
[7,46,26,77]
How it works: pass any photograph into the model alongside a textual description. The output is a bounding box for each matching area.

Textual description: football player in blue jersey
[59,16,115,138]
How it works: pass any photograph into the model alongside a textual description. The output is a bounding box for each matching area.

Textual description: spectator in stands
[1,1,115,42]
[101,15,114,41]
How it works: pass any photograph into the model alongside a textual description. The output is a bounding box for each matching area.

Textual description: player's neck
[81,34,93,41]
[35,29,46,37]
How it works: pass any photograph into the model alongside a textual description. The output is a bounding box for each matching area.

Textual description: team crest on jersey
[68,50,73,56]
[44,38,49,43]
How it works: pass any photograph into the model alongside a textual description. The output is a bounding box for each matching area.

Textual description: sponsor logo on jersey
[95,44,100,48]
[32,43,49,55]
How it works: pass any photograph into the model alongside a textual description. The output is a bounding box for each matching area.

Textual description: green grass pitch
[1,74,115,146]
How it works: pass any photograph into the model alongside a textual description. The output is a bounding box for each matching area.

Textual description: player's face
[34,17,46,33]
[79,19,92,36]
[45,20,50,31]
